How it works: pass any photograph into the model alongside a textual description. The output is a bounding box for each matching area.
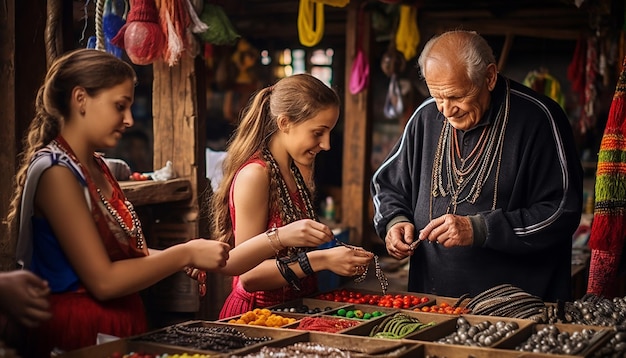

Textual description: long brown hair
[5,49,136,231]
[210,73,340,243]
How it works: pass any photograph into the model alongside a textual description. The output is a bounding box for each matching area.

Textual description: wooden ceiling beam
[429,21,584,40]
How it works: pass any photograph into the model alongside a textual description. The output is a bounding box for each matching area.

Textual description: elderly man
[371,30,583,302]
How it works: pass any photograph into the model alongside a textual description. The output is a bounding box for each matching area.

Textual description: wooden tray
[231,331,420,357]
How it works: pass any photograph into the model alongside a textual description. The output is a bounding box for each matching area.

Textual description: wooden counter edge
[119,178,192,206]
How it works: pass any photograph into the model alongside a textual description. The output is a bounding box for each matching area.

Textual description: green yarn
[594,175,626,201]
[597,149,626,163]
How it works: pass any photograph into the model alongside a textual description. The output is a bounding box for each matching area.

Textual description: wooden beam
[0,0,16,271]
[152,57,202,208]
[342,1,372,247]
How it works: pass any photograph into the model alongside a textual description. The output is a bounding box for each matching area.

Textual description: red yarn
[111,0,165,65]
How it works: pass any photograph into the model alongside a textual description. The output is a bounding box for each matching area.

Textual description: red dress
[219,157,317,319]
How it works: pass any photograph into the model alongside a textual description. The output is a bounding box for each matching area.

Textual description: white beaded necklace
[96,189,145,249]
[54,138,145,250]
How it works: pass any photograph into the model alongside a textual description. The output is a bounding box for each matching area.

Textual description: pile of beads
[316,290,430,309]
[228,308,297,327]
[137,324,271,352]
[416,302,470,315]
[232,342,356,357]
[369,313,436,339]
[272,304,334,314]
[591,330,626,357]
[333,308,385,320]
[437,316,518,347]
[516,325,607,355]
[559,294,626,326]
[295,316,360,333]
[109,353,212,358]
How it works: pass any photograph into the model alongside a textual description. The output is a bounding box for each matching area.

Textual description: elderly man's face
[423,56,496,131]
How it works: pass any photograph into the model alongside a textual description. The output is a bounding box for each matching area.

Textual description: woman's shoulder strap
[16,144,90,269]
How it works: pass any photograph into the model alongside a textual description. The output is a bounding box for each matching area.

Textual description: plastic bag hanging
[381,42,405,119]
[383,74,403,119]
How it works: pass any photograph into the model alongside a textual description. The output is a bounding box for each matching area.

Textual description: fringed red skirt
[24,289,147,357]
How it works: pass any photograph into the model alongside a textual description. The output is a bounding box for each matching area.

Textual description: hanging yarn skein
[159,0,190,66]
[349,5,369,94]
[298,0,349,47]
[395,4,420,61]
[298,0,324,47]
[102,0,128,58]
[111,0,165,65]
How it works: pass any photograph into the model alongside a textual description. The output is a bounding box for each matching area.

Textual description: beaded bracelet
[276,255,301,291]
[297,251,314,276]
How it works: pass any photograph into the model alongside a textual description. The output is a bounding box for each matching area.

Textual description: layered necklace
[96,189,145,250]
[261,147,389,294]
[54,136,145,250]
[262,147,317,257]
[430,79,510,218]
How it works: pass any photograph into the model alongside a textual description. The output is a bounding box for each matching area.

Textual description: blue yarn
[87,36,96,49]
[103,14,126,40]
[106,42,123,58]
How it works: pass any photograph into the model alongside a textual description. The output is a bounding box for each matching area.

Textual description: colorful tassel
[587,55,626,297]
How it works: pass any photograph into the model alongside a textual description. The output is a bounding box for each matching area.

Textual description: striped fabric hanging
[587,55,626,298]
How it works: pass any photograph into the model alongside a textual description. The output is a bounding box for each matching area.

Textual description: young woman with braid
[6,49,336,356]
[212,74,374,319]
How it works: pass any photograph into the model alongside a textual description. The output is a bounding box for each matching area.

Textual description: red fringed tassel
[111,0,165,65]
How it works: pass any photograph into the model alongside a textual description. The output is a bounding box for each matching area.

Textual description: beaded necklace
[262,147,317,257]
[262,148,388,294]
[54,136,145,250]
[96,189,145,249]
[430,79,510,218]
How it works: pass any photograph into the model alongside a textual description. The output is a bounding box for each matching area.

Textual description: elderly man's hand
[385,222,417,259]
[418,214,473,247]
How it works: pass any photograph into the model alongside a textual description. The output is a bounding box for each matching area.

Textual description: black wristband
[297,252,314,276]
[276,256,301,291]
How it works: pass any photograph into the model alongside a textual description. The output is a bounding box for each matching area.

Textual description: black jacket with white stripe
[370,75,583,302]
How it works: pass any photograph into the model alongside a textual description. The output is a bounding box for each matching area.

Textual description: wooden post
[0,0,49,270]
[149,55,213,319]
[342,1,372,247]
[0,0,17,270]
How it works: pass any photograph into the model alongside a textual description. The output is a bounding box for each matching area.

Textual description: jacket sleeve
[370,108,423,239]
